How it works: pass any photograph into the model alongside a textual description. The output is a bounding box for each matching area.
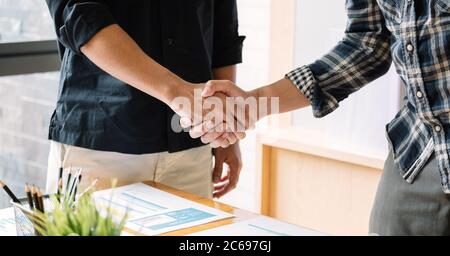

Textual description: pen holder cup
[11,195,52,236]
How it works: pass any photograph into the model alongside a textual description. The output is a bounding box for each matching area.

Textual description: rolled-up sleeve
[46,0,116,54]
[212,0,246,68]
[286,0,392,118]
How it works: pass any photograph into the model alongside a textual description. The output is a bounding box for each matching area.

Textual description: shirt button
[416,91,423,98]
[435,125,442,132]
[167,38,174,46]
[406,43,414,52]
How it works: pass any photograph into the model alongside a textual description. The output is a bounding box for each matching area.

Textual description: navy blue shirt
[45,0,245,154]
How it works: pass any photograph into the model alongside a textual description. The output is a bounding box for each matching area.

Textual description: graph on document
[97,189,168,217]
[130,208,215,231]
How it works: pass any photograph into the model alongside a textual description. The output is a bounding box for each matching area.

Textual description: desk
[124,182,258,236]
[0,181,319,236]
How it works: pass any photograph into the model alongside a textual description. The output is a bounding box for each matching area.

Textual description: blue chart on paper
[131,208,215,231]
[121,191,167,211]
[99,190,167,215]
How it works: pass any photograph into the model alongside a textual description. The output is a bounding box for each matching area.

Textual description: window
[0,0,55,43]
[0,1,59,208]
[292,0,401,157]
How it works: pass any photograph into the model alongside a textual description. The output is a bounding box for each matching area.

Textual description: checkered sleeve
[286,0,392,118]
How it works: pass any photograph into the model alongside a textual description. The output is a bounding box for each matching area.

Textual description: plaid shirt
[286,0,450,192]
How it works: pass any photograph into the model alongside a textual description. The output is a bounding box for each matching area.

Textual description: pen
[25,184,34,210]
[0,180,20,203]
[37,188,45,213]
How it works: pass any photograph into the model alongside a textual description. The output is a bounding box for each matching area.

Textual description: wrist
[249,87,268,121]
[160,71,190,105]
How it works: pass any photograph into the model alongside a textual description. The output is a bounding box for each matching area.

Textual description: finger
[202,80,235,97]
[219,174,230,182]
[210,134,228,148]
[226,133,237,145]
[189,120,216,139]
[212,157,224,183]
[191,120,228,139]
[201,82,216,98]
[201,131,224,144]
[220,133,231,148]
[179,117,192,129]
[213,183,228,193]
[235,132,246,140]
[214,163,240,198]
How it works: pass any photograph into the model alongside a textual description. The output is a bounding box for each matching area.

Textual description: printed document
[94,183,233,236]
[0,208,16,236]
[190,216,326,236]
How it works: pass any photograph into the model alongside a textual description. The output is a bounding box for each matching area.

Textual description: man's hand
[212,143,243,198]
[169,82,239,147]
[189,80,260,145]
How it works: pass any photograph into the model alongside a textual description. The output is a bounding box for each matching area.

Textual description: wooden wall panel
[264,147,382,235]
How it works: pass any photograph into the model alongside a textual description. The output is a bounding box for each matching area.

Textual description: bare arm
[251,78,310,116]
[201,77,310,122]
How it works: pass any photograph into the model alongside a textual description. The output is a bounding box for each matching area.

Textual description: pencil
[37,188,45,213]
[57,167,63,201]
[59,167,63,182]
[65,170,72,196]
[25,184,34,210]
[68,169,82,199]
[73,173,82,199]
[32,186,41,212]
[0,180,19,203]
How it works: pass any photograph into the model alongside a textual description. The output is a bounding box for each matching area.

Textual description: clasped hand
[171,80,261,148]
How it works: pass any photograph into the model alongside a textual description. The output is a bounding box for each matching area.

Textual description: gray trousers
[369,152,450,235]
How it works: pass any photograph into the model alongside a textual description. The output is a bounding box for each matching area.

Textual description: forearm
[213,65,237,83]
[251,78,310,118]
[80,24,186,105]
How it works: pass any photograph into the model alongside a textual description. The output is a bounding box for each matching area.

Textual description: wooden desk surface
[123,181,259,236]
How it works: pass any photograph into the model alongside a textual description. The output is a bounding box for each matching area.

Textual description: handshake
[170,80,276,148]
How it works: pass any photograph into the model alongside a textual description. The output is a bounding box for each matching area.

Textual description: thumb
[201,81,217,97]
[213,157,224,183]
[202,80,234,98]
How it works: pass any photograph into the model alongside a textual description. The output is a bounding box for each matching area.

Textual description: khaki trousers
[46,141,214,198]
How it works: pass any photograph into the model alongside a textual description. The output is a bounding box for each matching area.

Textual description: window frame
[0,40,60,76]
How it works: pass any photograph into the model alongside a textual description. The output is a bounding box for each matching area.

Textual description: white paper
[94,183,233,236]
[0,208,17,236]
[190,216,326,236]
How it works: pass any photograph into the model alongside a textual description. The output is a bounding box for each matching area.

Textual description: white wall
[218,0,271,212]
